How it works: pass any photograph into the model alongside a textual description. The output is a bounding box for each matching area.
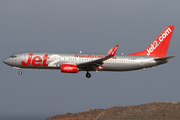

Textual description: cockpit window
[10,55,17,58]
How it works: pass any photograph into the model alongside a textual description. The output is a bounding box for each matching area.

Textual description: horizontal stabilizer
[155,56,175,60]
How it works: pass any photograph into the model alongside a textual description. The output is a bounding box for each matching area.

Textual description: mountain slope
[47,102,180,120]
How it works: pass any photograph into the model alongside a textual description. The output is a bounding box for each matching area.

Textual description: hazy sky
[1,0,180,120]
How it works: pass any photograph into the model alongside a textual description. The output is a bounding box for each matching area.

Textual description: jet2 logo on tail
[147,28,172,56]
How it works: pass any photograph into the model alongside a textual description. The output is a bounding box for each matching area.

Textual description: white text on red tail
[147,28,172,56]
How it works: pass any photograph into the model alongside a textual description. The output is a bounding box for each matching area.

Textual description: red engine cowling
[61,64,79,73]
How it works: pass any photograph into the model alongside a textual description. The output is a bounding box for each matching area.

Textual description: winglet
[107,47,114,54]
[109,45,119,56]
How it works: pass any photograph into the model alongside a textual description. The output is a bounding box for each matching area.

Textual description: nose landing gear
[13,67,22,75]
[86,72,91,78]
[18,71,22,75]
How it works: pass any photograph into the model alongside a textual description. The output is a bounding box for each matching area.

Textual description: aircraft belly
[102,60,157,71]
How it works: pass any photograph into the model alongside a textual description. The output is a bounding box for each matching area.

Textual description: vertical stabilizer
[130,26,174,57]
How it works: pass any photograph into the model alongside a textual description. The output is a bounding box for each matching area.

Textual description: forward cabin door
[22,53,28,67]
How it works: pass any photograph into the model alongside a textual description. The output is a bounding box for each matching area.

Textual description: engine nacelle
[61,64,79,73]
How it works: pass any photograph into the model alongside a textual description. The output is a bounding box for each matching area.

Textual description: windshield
[10,55,17,58]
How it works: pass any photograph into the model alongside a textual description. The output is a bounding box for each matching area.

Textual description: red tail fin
[130,26,175,57]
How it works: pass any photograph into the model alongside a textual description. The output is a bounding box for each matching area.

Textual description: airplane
[3,26,175,78]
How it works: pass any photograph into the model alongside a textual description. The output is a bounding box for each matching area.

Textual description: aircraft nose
[3,58,10,65]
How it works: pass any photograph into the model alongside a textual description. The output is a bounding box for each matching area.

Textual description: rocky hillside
[47,102,180,120]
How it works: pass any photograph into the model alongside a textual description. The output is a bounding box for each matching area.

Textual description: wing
[77,45,119,71]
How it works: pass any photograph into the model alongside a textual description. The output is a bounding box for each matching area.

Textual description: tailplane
[130,26,175,57]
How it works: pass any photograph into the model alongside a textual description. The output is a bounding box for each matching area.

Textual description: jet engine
[61,64,79,73]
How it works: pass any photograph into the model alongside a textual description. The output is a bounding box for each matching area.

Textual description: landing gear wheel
[19,71,22,75]
[86,72,91,78]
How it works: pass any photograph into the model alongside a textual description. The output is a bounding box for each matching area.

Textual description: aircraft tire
[86,73,91,78]
[19,71,22,75]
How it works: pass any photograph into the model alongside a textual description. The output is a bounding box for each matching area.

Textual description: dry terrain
[47,102,180,120]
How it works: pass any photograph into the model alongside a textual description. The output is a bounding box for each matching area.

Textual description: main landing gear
[86,72,91,78]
